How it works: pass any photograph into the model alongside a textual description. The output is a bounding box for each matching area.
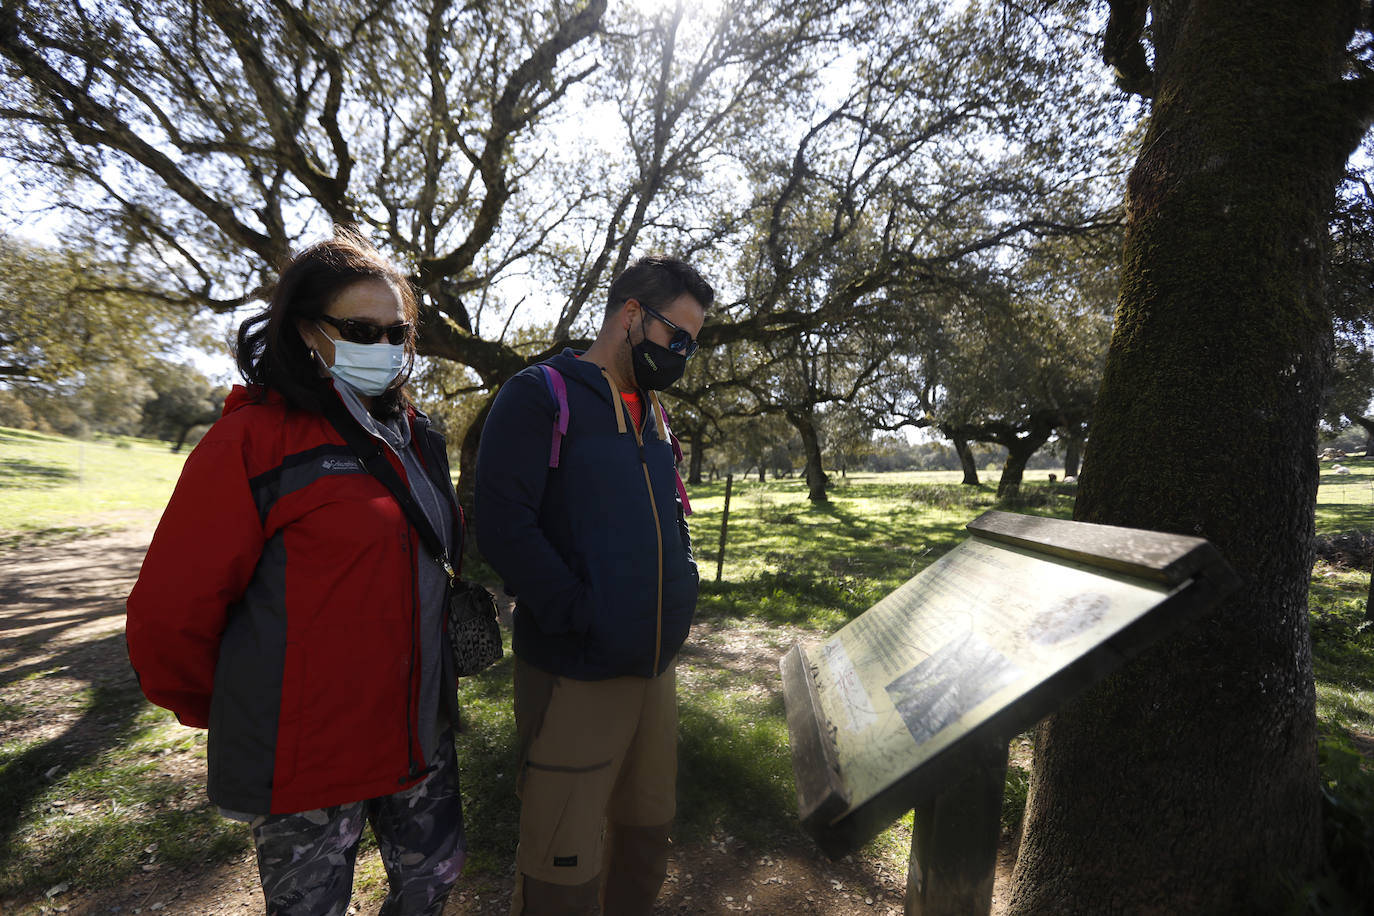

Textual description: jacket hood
[548,348,619,405]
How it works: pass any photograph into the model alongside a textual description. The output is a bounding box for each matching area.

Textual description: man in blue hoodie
[476,255,713,916]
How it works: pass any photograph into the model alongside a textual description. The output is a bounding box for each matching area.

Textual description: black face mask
[628,321,688,390]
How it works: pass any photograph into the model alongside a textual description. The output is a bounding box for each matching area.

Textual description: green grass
[694,474,1075,631]
[653,474,1078,872]
[678,683,795,849]
[0,691,247,899]
[1310,460,1374,740]
[1314,459,1374,537]
[0,426,188,535]
[1308,567,1374,737]
[1,431,1372,907]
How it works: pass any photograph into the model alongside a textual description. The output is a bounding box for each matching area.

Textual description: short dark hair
[235,227,419,417]
[606,254,714,318]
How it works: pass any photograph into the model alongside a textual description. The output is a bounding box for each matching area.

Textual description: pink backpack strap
[537,365,569,469]
[651,395,692,517]
[674,468,693,517]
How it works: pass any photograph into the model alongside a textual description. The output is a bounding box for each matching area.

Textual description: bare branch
[0,5,282,263]
[419,0,608,285]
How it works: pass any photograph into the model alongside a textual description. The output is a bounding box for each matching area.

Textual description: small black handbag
[446,578,503,676]
[323,400,502,676]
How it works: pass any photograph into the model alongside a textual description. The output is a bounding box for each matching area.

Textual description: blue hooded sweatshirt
[474,349,698,680]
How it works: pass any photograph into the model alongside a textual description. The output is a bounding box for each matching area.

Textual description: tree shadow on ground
[0,530,173,897]
[0,630,147,892]
[0,457,77,486]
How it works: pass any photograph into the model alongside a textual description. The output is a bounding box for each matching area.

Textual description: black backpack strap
[320,397,455,582]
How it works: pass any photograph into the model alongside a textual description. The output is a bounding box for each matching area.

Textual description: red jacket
[126,385,461,814]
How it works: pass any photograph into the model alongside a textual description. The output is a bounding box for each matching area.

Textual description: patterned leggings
[251,734,466,916]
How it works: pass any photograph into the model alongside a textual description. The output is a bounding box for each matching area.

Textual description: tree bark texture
[951,433,979,486]
[1010,3,1362,912]
[789,409,830,502]
[1365,553,1374,624]
[688,429,705,485]
[1063,434,1083,479]
[996,421,1053,499]
[1353,416,1374,457]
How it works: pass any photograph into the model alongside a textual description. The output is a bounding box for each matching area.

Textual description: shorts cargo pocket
[516,756,618,885]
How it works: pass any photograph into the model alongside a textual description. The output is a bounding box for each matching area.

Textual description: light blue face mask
[319,323,405,396]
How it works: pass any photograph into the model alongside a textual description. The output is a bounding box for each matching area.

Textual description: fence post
[715,473,733,583]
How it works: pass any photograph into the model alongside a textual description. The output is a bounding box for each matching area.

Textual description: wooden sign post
[780,510,1240,915]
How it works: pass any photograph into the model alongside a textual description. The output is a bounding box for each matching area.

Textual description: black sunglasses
[318,314,411,346]
[639,304,699,358]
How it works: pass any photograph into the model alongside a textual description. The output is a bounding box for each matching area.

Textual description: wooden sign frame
[781,510,1241,865]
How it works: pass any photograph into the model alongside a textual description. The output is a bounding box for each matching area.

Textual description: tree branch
[418,0,607,286]
[0,6,282,263]
[1102,0,1154,98]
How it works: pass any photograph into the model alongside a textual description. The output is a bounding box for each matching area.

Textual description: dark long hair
[235,229,419,417]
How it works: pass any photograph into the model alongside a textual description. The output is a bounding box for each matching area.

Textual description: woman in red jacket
[126,230,465,915]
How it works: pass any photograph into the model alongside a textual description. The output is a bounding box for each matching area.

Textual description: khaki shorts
[513,658,677,885]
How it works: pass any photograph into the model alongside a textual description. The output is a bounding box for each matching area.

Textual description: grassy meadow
[0,427,191,547]
[1,426,1372,909]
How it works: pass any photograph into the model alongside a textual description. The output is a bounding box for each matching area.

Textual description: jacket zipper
[605,371,665,676]
[636,434,665,676]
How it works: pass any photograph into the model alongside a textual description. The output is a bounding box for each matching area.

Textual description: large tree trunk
[947,428,979,486]
[1366,554,1374,624]
[1063,433,1083,479]
[1354,416,1374,458]
[1010,3,1359,911]
[995,423,1052,499]
[788,409,829,503]
[688,428,705,485]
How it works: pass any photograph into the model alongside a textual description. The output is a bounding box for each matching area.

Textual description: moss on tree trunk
[1010,2,1364,911]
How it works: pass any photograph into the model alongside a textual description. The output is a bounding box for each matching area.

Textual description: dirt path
[0,519,1015,916]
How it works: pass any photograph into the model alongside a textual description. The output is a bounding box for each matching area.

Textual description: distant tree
[69,363,155,437]
[139,360,226,451]
[736,323,894,502]
[1321,338,1374,453]
[0,234,200,385]
[913,244,1116,497]
[712,410,795,483]
[662,399,719,486]
[820,405,877,478]
[1321,158,1374,453]
[857,228,1119,493]
[0,234,210,438]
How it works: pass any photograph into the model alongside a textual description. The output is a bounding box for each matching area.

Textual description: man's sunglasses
[318,314,411,346]
[640,304,699,358]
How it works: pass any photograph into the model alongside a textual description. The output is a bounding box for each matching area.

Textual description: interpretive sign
[781,510,1240,872]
